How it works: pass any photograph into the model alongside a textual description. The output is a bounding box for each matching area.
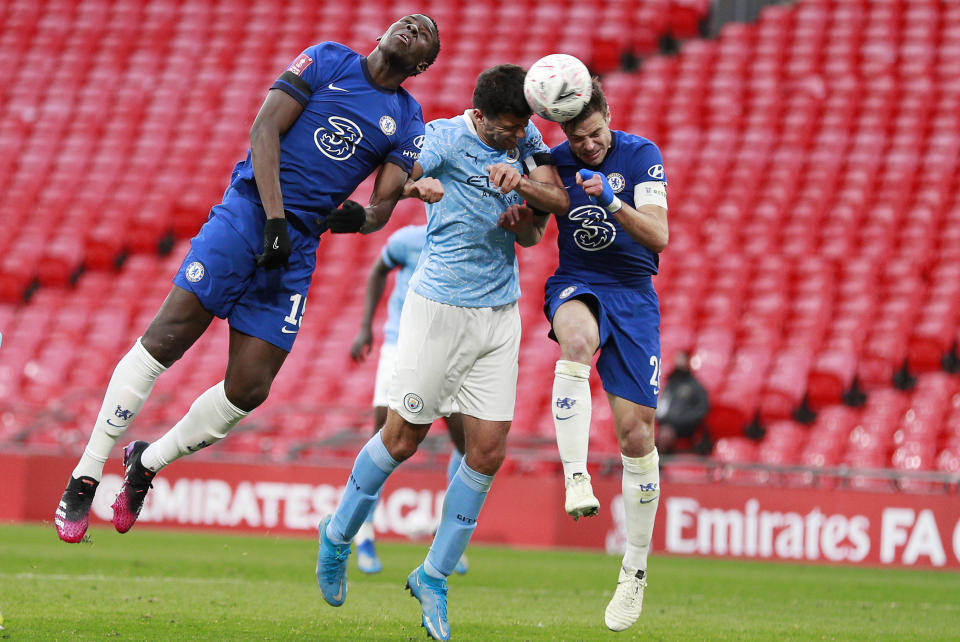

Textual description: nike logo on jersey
[328,83,349,92]
[555,414,575,421]
[281,327,298,334]
[272,237,279,250]
[639,494,660,505]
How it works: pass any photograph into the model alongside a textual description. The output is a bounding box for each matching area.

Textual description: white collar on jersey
[460,109,477,135]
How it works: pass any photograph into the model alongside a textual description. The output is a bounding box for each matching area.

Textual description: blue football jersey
[230,42,425,236]
[551,131,666,286]
[409,111,551,307]
[381,224,426,344]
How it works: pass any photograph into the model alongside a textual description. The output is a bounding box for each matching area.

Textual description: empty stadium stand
[1,0,957,490]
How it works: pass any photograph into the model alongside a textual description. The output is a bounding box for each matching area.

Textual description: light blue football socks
[327,432,399,544]
[424,460,493,578]
[446,448,463,483]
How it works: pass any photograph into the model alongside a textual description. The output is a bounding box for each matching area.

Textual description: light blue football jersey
[381,224,426,344]
[408,111,551,307]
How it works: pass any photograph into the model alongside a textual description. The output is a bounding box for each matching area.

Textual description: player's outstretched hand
[326,200,367,234]
[498,204,534,230]
[487,163,522,194]
[256,217,292,270]
[577,169,622,213]
[350,327,373,363]
[406,177,444,203]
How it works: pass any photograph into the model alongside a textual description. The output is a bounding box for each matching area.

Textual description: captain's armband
[634,181,668,209]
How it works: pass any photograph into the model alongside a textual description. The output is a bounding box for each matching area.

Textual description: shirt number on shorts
[284,293,306,327]
[649,355,661,395]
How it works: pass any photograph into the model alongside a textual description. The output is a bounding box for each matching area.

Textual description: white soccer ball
[524,54,593,123]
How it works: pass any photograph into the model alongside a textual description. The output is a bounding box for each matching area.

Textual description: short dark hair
[473,64,531,120]
[562,78,608,133]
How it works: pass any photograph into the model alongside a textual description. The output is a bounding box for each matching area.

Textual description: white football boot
[564,472,600,520]
[604,567,647,631]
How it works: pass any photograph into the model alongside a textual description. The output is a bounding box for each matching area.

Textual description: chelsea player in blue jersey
[349,224,468,576]
[317,64,569,640]
[544,80,669,632]
[55,15,441,544]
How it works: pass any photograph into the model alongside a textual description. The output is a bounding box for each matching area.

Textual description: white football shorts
[372,341,398,408]
[388,290,520,423]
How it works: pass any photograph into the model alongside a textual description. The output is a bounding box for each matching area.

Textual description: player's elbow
[649,227,668,253]
[650,235,668,254]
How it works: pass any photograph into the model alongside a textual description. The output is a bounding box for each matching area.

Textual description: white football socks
[621,449,660,574]
[140,381,248,472]
[553,360,592,478]
[72,338,167,481]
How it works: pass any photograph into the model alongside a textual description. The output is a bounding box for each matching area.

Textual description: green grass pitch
[1,523,958,640]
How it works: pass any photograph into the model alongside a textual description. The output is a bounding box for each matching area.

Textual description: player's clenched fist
[487,163,522,194]
[576,169,622,213]
[404,177,444,203]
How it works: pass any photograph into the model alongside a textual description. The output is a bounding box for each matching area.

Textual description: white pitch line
[2,572,257,586]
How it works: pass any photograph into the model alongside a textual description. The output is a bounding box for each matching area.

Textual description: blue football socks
[425,460,493,577]
[446,449,463,483]
[328,432,399,544]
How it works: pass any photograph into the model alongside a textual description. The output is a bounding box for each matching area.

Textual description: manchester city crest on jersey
[379,115,397,136]
[185,261,205,282]
[607,173,626,193]
[506,148,520,163]
[403,393,424,414]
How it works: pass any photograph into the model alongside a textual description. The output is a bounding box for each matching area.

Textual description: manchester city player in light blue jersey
[55,15,441,544]
[544,80,669,632]
[348,224,467,576]
[317,64,569,640]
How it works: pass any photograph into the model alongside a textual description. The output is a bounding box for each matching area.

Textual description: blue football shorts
[173,189,319,351]
[544,275,661,408]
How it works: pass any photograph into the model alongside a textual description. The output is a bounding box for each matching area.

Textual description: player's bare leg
[604,394,658,631]
[551,298,600,519]
[56,286,212,542]
[113,323,288,533]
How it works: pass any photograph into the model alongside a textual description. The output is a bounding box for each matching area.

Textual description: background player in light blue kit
[55,15,441,544]
[349,223,467,575]
[542,80,669,632]
[316,64,569,640]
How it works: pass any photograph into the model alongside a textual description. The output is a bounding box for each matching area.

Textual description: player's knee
[223,379,271,413]
[559,332,595,364]
[140,331,185,367]
[618,418,655,457]
[466,447,505,476]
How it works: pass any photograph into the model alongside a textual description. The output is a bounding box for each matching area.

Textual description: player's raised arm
[515,163,569,215]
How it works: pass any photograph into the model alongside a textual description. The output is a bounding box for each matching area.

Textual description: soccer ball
[524,54,592,123]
